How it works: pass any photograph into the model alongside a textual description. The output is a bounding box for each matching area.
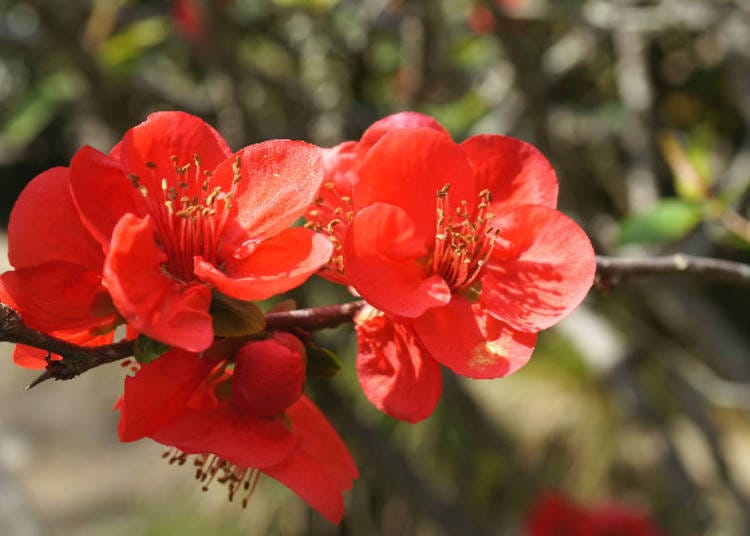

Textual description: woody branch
[0,300,366,389]
[3,254,750,386]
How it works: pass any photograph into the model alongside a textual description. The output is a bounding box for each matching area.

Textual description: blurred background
[1,0,750,534]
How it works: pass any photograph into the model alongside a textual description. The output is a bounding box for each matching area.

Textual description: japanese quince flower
[0,166,121,368]
[117,332,358,524]
[525,492,664,536]
[0,111,332,361]
[307,112,595,422]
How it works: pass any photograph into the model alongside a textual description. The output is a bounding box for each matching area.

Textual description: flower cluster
[1,110,596,523]
[0,111,349,522]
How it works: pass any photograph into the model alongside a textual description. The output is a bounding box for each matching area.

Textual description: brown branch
[5,253,750,388]
[0,303,136,387]
[265,300,365,331]
[595,254,750,288]
[0,300,366,388]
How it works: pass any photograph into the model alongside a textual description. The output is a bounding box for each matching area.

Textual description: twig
[0,303,135,384]
[265,300,365,331]
[0,301,366,388]
[595,254,750,288]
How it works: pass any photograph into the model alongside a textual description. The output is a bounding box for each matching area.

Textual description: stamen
[432,187,496,291]
[305,180,354,279]
[126,153,245,282]
[164,449,262,509]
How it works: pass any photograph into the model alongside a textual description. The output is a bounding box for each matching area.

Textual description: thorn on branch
[26,371,52,390]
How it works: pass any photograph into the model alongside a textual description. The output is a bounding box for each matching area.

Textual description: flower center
[128,155,242,281]
[432,184,497,291]
[305,181,354,278]
[163,448,261,508]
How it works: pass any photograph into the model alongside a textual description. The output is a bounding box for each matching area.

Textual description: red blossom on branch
[117,332,358,523]
[1,111,331,357]
[307,112,595,422]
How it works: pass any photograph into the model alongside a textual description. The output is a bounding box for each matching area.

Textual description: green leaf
[424,91,488,135]
[659,132,709,202]
[618,199,704,246]
[267,299,297,314]
[97,17,169,68]
[210,293,266,338]
[134,335,170,365]
[305,344,342,378]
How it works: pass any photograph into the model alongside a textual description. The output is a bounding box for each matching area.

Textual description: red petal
[0,263,118,333]
[104,214,214,351]
[216,140,324,245]
[412,295,537,379]
[321,141,359,195]
[306,142,359,286]
[263,396,358,524]
[287,396,358,492]
[13,345,56,369]
[355,307,442,423]
[233,333,306,417]
[12,329,112,370]
[345,203,450,318]
[195,227,332,302]
[149,405,298,468]
[118,111,232,186]
[9,166,103,271]
[118,349,216,441]
[461,135,558,211]
[308,141,359,232]
[354,128,476,240]
[481,205,596,332]
[69,146,145,247]
[358,112,449,155]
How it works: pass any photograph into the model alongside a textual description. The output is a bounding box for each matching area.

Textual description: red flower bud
[232,332,306,417]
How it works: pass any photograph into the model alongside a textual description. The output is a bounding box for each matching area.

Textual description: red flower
[2,111,331,357]
[0,166,119,368]
[117,332,358,524]
[307,112,595,422]
[171,0,207,44]
[307,112,448,284]
[526,493,664,536]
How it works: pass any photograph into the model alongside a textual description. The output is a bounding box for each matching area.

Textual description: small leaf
[659,132,709,202]
[267,299,297,314]
[134,334,170,364]
[618,199,704,246]
[211,292,266,338]
[97,17,169,67]
[305,344,342,378]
